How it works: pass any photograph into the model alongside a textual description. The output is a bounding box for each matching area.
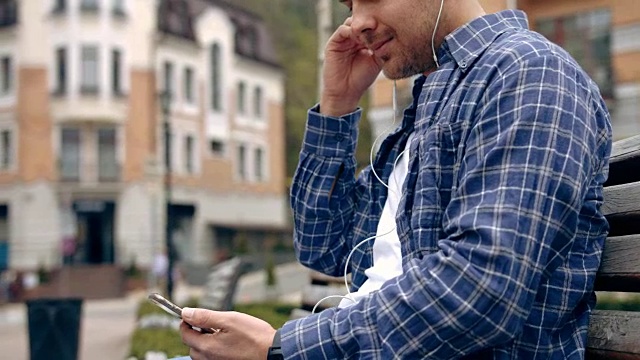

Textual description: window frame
[0,56,12,95]
[112,48,123,96]
[0,128,12,171]
[80,45,100,95]
[210,43,222,111]
[55,47,68,95]
[60,127,82,181]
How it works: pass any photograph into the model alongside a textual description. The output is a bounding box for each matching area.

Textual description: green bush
[136,299,168,319]
[234,302,297,328]
[128,327,189,359]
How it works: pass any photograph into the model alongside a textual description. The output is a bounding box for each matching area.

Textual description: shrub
[128,327,189,359]
[234,302,296,328]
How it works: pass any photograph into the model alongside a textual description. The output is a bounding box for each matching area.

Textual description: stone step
[25,265,126,300]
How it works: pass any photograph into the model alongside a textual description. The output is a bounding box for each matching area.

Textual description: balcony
[59,126,122,185]
[59,161,122,184]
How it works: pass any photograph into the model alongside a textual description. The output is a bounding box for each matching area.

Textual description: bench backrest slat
[602,182,640,216]
[587,309,640,358]
[595,235,640,292]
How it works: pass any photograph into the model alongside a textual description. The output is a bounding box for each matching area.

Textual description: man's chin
[382,68,417,80]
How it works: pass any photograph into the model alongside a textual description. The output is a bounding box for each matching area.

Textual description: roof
[158,0,281,68]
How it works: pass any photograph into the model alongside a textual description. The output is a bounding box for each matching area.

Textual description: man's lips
[368,38,392,54]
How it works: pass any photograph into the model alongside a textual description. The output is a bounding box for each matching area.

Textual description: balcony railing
[59,162,121,183]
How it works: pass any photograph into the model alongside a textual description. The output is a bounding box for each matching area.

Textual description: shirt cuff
[302,105,362,158]
[280,309,341,360]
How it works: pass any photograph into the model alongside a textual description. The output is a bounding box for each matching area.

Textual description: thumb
[182,307,221,328]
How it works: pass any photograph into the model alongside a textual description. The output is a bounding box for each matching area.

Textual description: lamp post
[159,90,174,301]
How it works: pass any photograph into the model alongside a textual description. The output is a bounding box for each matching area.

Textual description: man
[178,0,612,358]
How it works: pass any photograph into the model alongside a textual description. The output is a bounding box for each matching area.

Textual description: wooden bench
[291,135,640,358]
[588,134,640,358]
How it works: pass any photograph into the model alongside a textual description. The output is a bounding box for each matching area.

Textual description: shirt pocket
[406,120,466,259]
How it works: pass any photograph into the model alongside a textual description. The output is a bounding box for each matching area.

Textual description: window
[254,147,264,181]
[0,205,8,272]
[184,67,194,104]
[185,135,194,174]
[53,0,66,12]
[80,45,99,94]
[80,0,99,11]
[55,47,67,95]
[0,1,17,27]
[60,127,81,181]
[537,9,613,99]
[254,86,263,118]
[210,43,222,111]
[237,81,246,115]
[246,28,259,57]
[0,129,11,170]
[237,144,246,180]
[0,56,11,95]
[112,49,122,95]
[163,61,174,99]
[112,0,125,14]
[210,139,225,156]
[98,128,119,181]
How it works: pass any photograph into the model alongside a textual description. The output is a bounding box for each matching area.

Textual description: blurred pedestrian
[152,250,168,291]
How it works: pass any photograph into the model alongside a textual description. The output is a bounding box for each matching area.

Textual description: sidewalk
[0,261,308,360]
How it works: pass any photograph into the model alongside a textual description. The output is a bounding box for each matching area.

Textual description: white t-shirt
[339,134,413,308]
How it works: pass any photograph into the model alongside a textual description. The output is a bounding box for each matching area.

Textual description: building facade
[0,0,288,272]
[369,0,640,142]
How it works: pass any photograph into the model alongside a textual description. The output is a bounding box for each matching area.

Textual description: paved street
[0,262,307,360]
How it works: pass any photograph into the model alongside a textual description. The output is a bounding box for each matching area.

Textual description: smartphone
[148,293,183,318]
[147,293,216,334]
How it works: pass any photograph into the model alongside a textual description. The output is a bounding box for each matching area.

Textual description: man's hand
[320,17,382,117]
[180,307,277,360]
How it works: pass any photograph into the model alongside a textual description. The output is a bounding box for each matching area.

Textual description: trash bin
[26,298,83,360]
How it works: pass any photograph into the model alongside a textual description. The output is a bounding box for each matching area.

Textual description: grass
[595,292,640,311]
[128,300,297,359]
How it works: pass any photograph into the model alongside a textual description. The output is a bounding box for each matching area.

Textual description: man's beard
[381,17,437,79]
[382,45,435,79]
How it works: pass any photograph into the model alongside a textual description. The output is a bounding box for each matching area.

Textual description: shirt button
[460,60,467,68]
[334,134,345,142]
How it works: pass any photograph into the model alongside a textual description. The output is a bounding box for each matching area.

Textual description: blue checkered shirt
[284,10,612,359]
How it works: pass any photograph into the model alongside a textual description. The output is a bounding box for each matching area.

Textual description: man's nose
[350,9,376,36]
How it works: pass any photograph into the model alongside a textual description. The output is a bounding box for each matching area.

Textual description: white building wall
[9,183,60,269]
[174,188,289,265]
[18,0,49,66]
[117,183,160,268]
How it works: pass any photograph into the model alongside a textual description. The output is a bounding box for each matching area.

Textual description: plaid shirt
[284,10,611,359]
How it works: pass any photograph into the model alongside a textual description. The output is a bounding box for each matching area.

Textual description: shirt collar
[437,10,530,71]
